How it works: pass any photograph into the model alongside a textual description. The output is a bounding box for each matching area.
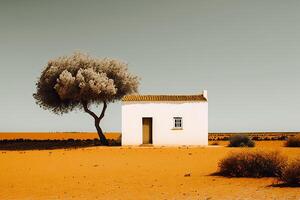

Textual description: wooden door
[142,118,152,144]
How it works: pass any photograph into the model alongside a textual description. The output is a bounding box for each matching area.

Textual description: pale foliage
[34,52,139,114]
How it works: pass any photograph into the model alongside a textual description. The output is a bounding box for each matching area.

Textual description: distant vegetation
[228,134,255,147]
[218,151,287,177]
[285,135,300,147]
[209,132,298,141]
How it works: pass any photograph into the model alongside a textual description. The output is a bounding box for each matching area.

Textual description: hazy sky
[1,0,300,132]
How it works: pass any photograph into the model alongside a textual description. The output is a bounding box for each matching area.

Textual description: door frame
[142,117,153,144]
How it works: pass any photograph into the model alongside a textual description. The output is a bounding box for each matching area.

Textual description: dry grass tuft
[218,151,287,177]
[228,134,255,147]
[279,159,300,185]
[285,135,300,147]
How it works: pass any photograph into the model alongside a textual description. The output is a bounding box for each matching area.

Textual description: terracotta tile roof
[122,94,207,102]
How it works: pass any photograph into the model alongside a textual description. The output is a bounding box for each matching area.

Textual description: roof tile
[122,94,207,102]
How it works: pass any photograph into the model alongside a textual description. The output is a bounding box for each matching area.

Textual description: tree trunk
[82,101,109,146]
[94,118,109,145]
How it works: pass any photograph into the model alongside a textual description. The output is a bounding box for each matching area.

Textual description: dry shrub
[279,159,300,185]
[285,135,300,147]
[211,141,219,145]
[228,134,255,147]
[218,151,287,177]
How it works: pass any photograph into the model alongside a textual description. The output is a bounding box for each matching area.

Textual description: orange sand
[0,141,299,199]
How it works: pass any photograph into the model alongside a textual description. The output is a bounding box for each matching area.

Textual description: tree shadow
[0,138,121,150]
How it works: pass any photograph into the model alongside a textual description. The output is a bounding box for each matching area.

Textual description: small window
[173,117,183,129]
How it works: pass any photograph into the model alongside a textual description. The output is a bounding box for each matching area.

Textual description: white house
[121,90,208,146]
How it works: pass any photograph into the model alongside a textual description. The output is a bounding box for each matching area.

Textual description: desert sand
[0,139,299,200]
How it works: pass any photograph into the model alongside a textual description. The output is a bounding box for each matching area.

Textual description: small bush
[279,159,300,185]
[228,134,255,147]
[218,151,287,177]
[251,136,259,141]
[211,141,219,146]
[285,135,300,147]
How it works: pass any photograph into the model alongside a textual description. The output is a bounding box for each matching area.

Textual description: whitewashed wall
[122,101,208,146]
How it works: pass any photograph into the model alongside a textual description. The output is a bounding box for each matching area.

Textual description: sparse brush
[211,141,219,145]
[285,135,300,147]
[218,151,287,177]
[279,158,300,185]
[228,134,255,147]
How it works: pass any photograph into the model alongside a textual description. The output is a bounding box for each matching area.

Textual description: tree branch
[82,101,98,120]
[99,101,107,120]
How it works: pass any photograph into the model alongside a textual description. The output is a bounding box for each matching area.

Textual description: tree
[33,52,139,145]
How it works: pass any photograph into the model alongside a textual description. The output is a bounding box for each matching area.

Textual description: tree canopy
[33,52,139,114]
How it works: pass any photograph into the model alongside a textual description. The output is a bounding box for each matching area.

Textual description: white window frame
[173,117,183,129]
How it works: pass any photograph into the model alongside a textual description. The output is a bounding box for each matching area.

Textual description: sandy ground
[0,141,299,200]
